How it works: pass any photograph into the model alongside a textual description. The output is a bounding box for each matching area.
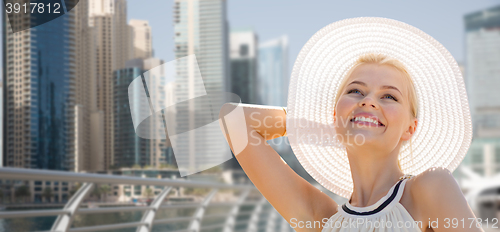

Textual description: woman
[219,18,482,232]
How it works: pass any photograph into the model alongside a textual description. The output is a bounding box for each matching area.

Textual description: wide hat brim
[286,17,472,199]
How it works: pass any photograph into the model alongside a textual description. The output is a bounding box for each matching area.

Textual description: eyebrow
[347,80,402,95]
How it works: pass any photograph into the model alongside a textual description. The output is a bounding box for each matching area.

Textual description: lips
[349,112,385,127]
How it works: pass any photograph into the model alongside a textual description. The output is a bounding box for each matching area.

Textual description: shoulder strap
[392,175,412,203]
[342,178,405,215]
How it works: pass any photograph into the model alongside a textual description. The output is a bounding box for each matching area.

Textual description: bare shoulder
[410,167,457,199]
[399,167,457,228]
[408,167,479,231]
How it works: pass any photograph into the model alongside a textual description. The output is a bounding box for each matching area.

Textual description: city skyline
[1,0,500,176]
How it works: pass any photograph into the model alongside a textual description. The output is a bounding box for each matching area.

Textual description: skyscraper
[0,81,2,167]
[173,0,230,175]
[129,19,153,59]
[112,0,129,71]
[89,0,131,170]
[2,2,73,170]
[229,29,258,104]
[72,0,103,172]
[114,62,149,168]
[465,5,500,138]
[457,5,500,179]
[258,35,289,107]
[114,57,170,168]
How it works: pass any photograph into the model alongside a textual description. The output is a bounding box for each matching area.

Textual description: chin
[343,134,382,148]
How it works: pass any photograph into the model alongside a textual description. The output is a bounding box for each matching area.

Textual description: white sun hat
[286,17,472,199]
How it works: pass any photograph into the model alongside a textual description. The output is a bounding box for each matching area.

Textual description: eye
[383,94,398,101]
[347,89,362,95]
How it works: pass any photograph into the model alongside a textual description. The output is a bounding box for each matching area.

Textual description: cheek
[383,105,406,127]
[334,98,357,126]
[335,97,357,114]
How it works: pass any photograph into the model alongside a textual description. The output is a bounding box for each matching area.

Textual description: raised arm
[218,103,338,231]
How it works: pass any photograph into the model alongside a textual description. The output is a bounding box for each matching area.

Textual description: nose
[358,96,378,109]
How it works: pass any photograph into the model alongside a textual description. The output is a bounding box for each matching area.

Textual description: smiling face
[333,63,417,151]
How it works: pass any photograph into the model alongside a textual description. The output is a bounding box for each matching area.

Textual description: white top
[322,175,421,232]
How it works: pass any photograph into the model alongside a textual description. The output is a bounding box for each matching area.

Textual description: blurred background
[1,0,500,231]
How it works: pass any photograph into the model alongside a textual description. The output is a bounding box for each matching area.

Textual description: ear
[402,117,418,141]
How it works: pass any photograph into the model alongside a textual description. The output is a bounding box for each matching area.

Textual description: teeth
[353,117,382,125]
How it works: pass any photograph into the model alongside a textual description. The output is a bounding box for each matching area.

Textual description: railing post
[188,188,218,232]
[50,182,93,232]
[246,196,267,232]
[223,189,251,232]
[136,186,173,232]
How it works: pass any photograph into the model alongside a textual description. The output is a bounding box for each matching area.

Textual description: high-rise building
[89,0,114,15]
[112,0,130,71]
[464,5,500,138]
[258,35,289,107]
[229,29,258,104]
[129,19,153,59]
[114,57,170,168]
[456,5,500,179]
[0,81,2,167]
[91,13,115,171]
[2,2,74,170]
[173,0,230,175]
[72,0,104,172]
[89,0,131,170]
[114,63,148,168]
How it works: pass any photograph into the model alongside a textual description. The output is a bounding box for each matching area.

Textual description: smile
[349,116,385,127]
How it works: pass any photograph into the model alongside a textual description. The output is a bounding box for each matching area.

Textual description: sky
[126,0,500,75]
[2,1,500,74]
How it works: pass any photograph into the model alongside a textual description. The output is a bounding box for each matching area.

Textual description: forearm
[220,103,287,141]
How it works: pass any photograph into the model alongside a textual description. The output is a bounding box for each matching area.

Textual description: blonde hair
[333,53,418,171]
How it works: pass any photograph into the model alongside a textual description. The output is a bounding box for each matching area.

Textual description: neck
[346,145,404,208]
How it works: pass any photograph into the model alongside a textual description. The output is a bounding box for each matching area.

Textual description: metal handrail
[77,206,151,214]
[0,167,293,232]
[0,209,70,218]
[0,167,253,189]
